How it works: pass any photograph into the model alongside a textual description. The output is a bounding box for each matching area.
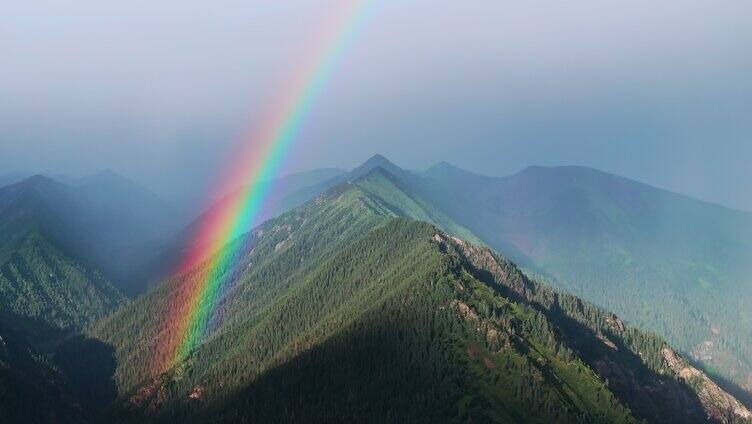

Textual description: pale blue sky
[2,1,751,210]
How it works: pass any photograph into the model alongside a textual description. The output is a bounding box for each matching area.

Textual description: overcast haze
[2,1,751,210]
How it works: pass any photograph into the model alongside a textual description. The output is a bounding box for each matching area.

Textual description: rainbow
[161,0,374,371]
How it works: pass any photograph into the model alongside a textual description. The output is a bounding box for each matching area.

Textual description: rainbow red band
[160,0,374,372]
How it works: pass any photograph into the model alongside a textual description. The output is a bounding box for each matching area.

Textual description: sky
[2,0,751,210]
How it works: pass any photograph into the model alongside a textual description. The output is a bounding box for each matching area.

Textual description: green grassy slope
[353,167,481,244]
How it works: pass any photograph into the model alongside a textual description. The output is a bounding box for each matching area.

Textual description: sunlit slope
[354,167,481,244]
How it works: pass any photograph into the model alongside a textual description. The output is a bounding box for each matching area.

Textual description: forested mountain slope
[0,172,184,296]
[0,176,126,329]
[89,169,751,423]
[0,231,124,329]
[0,172,181,255]
[0,174,164,421]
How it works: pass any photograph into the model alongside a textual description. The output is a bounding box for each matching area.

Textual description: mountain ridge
[85,167,751,423]
[7,155,747,420]
[173,154,752,402]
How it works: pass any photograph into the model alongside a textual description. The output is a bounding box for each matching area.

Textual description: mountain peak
[94,168,123,179]
[23,174,58,187]
[76,169,164,205]
[8,174,64,197]
[424,161,491,182]
[82,168,132,186]
[424,161,457,174]
[318,169,395,202]
[349,154,405,180]
[517,164,611,178]
[362,154,393,167]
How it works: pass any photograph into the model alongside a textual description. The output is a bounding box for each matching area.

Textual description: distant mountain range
[0,175,128,329]
[1,156,750,422]
[0,170,189,296]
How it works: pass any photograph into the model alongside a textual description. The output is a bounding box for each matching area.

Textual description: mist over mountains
[4,1,749,421]
[0,155,750,423]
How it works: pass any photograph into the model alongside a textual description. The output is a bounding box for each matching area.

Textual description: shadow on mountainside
[55,335,118,412]
[136,308,474,423]
[0,312,91,423]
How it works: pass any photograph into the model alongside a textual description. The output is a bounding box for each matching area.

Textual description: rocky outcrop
[661,347,751,423]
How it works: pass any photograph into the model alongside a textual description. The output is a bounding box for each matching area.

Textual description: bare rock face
[432,232,534,302]
[661,347,752,423]
[188,385,204,401]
